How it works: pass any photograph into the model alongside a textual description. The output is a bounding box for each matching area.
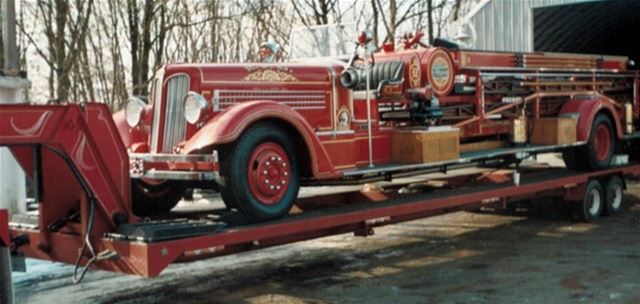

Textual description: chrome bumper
[129,151,219,181]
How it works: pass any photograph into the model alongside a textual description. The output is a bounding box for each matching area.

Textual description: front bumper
[129,151,219,181]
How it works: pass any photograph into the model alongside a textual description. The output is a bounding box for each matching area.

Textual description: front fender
[182,101,339,179]
[113,110,149,152]
[559,95,623,141]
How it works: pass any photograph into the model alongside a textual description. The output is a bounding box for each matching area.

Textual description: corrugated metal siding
[465,0,603,52]
[533,1,640,58]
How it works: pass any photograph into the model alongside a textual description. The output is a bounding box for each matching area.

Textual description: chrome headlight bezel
[124,96,146,127]
[184,91,208,124]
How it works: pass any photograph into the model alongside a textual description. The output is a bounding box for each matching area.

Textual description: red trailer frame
[0,103,637,279]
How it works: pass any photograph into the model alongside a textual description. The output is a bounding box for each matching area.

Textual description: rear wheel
[221,122,300,222]
[572,180,603,222]
[131,180,185,216]
[562,149,585,171]
[626,139,640,161]
[603,175,624,216]
[565,114,615,171]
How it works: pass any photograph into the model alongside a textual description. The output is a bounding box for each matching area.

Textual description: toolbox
[530,117,577,145]
[391,127,460,163]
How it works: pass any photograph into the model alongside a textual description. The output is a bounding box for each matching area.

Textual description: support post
[2,0,18,72]
[0,245,13,304]
[1,2,23,303]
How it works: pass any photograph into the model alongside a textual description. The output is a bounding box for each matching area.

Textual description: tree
[20,0,94,101]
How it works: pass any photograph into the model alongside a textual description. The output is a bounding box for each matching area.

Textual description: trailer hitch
[8,234,29,272]
[354,217,390,237]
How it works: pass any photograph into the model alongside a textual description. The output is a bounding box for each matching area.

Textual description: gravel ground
[11,155,640,304]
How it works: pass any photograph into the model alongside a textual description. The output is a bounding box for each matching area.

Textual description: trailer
[0,102,637,295]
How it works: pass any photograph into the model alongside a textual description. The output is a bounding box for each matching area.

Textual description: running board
[133,170,218,181]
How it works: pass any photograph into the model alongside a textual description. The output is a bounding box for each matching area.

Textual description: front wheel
[131,180,186,216]
[221,122,300,222]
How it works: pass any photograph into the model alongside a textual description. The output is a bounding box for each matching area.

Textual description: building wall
[462,0,601,52]
[0,77,31,216]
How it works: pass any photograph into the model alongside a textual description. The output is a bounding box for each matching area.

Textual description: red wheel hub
[246,142,291,205]
[593,123,611,162]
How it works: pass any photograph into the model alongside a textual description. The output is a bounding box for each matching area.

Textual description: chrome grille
[161,75,189,153]
[213,90,326,111]
[150,78,163,152]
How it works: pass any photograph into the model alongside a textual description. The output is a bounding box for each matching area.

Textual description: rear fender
[182,101,339,179]
[559,95,623,141]
[0,210,8,246]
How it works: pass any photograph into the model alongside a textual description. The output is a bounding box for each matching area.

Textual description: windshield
[289,23,357,60]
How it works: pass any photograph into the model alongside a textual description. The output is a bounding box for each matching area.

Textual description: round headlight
[125,97,146,127]
[184,92,208,124]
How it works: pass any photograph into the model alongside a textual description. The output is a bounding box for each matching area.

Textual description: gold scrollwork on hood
[242,69,299,82]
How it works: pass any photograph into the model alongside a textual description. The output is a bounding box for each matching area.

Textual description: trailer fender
[559,96,623,141]
[0,210,8,247]
[182,100,338,179]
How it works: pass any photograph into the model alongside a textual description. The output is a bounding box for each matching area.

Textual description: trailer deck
[3,162,638,277]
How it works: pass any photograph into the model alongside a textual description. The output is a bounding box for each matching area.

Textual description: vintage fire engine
[118,32,639,221]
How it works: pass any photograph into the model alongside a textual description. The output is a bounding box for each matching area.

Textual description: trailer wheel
[131,180,185,216]
[222,122,300,222]
[572,180,603,222]
[603,175,624,216]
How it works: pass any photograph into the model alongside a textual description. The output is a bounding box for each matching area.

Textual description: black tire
[603,175,625,216]
[572,180,603,222]
[562,149,585,171]
[219,186,237,210]
[131,180,185,216]
[566,114,615,171]
[586,114,615,169]
[626,139,640,162]
[217,147,238,210]
[220,122,300,222]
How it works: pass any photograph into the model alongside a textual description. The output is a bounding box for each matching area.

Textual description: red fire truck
[117,31,638,221]
[0,29,639,284]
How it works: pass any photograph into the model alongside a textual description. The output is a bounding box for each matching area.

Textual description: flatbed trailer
[0,103,637,288]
